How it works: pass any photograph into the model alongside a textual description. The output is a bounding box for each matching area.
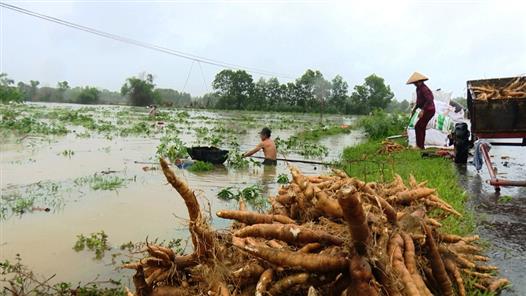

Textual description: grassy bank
[340,140,474,236]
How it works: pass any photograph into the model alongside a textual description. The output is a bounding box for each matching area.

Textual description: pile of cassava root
[378,140,405,154]
[123,158,509,296]
[471,76,526,100]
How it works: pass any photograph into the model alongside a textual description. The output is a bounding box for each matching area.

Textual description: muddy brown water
[457,140,526,296]
[0,104,363,287]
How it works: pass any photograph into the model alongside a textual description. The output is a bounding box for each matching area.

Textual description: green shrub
[156,135,187,163]
[188,160,214,172]
[358,110,409,140]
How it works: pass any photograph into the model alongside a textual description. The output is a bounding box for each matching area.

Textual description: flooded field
[458,141,526,296]
[0,103,363,286]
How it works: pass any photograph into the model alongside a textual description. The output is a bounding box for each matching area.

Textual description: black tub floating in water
[187,147,229,164]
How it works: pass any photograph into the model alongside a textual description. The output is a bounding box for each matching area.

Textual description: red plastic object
[480,143,526,191]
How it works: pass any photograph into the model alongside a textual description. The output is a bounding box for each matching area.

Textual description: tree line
[201,69,408,114]
[1,70,411,115]
[0,73,192,108]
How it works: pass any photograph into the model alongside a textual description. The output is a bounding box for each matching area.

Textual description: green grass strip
[339,140,475,236]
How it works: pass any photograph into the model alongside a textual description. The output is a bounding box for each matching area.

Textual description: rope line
[0,2,294,79]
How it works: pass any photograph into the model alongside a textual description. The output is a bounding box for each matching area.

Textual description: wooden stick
[249,156,332,166]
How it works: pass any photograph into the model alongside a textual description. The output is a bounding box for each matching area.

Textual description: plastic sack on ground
[408,90,467,148]
[407,128,449,148]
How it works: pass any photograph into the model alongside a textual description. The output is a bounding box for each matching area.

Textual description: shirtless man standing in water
[242,127,277,165]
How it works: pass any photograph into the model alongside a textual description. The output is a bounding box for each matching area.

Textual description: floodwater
[0,103,364,287]
[457,140,526,296]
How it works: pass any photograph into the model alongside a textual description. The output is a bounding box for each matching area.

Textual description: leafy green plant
[358,110,409,140]
[73,231,110,260]
[1,181,61,220]
[188,160,214,172]
[90,176,126,191]
[120,121,151,136]
[60,149,75,158]
[0,115,68,135]
[0,255,124,295]
[227,149,250,169]
[295,124,351,141]
[11,198,35,214]
[74,174,126,191]
[176,111,190,118]
[276,136,328,158]
[217,184,267,211]
[156,135,187,163]
[217,187,237,200]
[277,173,290,184]
[497,195,513,203]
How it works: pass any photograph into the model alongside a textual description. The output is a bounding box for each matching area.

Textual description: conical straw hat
[406,72,428,84]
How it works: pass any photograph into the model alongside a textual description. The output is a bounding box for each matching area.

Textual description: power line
[181,60,194,92]
[0,2,294,79]
[197,61,209,93]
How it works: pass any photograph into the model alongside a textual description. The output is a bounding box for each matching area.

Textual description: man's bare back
[242,127,277,164]
[259,138,277,160]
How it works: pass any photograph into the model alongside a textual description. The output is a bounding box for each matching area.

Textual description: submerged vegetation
[295,124,352,141]
[217,184,267,211]
[0,255,125,296]
[156,135,187,163]
[1,181,62,220]
[74,174,127,191]
[73,231,110,260]
[187,160,214,172]
[276,135,329,158]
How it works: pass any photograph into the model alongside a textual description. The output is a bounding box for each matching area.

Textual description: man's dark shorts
[262,159,277,166]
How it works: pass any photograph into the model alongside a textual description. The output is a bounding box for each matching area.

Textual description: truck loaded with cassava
[121,158,510,296]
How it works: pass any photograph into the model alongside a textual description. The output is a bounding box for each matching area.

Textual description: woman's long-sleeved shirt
[416,83,435,112]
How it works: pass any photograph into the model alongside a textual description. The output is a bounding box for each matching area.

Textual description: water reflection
[260,164,278,196]
[456,144,526,296]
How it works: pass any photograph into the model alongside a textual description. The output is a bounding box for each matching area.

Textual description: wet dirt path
[457,140,526,295]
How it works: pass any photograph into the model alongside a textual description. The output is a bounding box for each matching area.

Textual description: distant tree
[17,82,32,100]
[98,89,127,105]
[56,81,70,102]
[29,80,40,100]
[399,99,410,112]
[0,73,23,103]
[77,86,100,104]
[35,87,57,102]
[265,77,283,108]
[386,99,410,113]
[213,70,254,110]
[251,78,270,110]
[154,88,192,107]
[121,73,157,106]
[329,75,349,112]
[349,74,394,114]
[294,70,330,113]
[198,93,220,108]
[57,81,70,90]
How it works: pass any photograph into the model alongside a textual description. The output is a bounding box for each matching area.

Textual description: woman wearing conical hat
[407,72,435,149]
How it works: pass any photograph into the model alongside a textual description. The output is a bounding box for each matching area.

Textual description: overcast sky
[1,0,525,100]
